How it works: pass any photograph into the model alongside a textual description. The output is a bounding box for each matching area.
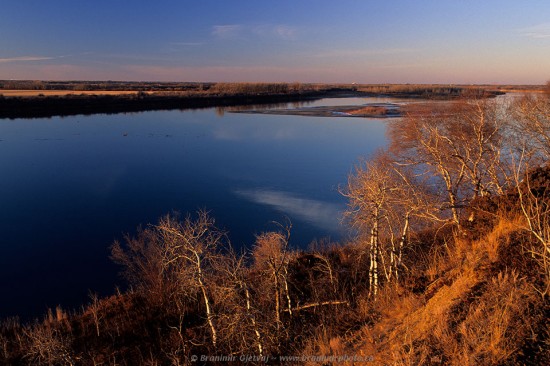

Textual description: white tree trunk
[194,252,217,348]
[369,207,380,298]
[243,284,263,356]
[396,214,410,281]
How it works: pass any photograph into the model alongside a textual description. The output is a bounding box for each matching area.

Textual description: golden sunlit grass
[455,271,534,365]
[348,216,542,365]
[301,335,350,366]
[346,106,389,115]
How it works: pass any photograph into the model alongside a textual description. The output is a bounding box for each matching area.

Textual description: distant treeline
[0,80,210,92]
[0,80,327,93]
[0,87,337,119]
[356,83,508,99]
[1,80,541,93]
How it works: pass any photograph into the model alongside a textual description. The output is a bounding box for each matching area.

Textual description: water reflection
[212,118,300,141]
[235,189,344,233]
[215,100,314,116]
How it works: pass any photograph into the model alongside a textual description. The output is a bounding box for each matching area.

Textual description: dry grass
[455,271,534,365]
[0,89,146,97]
[424,244,452,282]
[470,216,522,263]
[301,335,348,365]
[373,270,530,365]
[348,217,541,365]
[385,267,479,364]
[347,106,389,116]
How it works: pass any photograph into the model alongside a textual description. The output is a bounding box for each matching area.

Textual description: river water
[0,96,395,319]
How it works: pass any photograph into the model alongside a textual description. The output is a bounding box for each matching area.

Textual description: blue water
[0,98,389,319]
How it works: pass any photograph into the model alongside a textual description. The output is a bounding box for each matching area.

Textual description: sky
[0,0,549,84]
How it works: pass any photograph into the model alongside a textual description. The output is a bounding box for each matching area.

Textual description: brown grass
[455,271,533,365]
[347,106,389,116]
[0,90,148,97]
[347,217,542,365]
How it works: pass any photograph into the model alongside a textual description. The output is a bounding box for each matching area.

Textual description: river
[0,96,396,319]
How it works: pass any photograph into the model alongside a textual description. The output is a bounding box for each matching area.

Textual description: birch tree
[213,250,265,356]
[512,165,550,298]
[343,151,408,297]
[511,89,550,297]
[343,150,444,295]
[389,98,511,226]
[251,225,294,334]
[513,90,550,160]
[156,212,223,349]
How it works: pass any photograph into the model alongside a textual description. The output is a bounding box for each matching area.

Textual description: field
[0,90,146,97]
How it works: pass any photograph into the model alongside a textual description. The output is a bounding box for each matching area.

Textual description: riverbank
[0,90,334,119]
[0,81,513,119]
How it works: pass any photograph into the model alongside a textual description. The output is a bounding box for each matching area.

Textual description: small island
[230,103,402,118]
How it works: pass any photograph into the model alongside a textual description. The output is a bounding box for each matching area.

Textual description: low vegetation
[1,83,549,365]
[355,83,510,99]
[347,105,392,116]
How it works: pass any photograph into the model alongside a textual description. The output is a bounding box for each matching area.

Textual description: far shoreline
[0,81,521,119]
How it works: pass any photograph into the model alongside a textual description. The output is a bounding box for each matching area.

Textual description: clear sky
[0,0,549,84]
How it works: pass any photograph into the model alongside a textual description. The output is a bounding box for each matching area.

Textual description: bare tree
[389,98,511,226]
[88,292,103,337]
[513,91,550,160]
[386,162,442,282]
[252,227,293,324]
[344,153,395,297]
[111,226,169,300]
[213,250,265,356]
[343,148,448,295]
[502,88,550,298]
[343,151,418,296]
[156,212,224,349]
[447,99,511,196]
[112,211,226,351]
[512,156,550,298]
[24,324,75,366]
